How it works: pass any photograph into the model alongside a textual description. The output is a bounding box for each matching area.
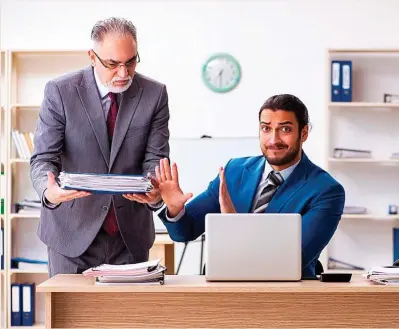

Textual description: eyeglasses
[92,49,140,70]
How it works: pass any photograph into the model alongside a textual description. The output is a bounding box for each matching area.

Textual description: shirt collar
[93,67,109,99]
[263,158,300,182]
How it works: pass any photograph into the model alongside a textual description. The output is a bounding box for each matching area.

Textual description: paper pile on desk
[364,266,399,285]
[82,259,166,285]
[59,171,153,194]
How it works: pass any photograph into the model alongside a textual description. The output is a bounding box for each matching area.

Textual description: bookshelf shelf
[10,158,29,164]
[10,269,48,275]
[329,102,399,109]
[328,158,399,164]
[10,104,40,109]
[342,214,399,220]
[10,213,40,220]
[20,322,45,329]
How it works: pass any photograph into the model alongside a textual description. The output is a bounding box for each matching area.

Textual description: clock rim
[201,53,241,93]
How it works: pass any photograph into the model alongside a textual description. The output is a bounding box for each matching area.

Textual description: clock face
[202,53,241,93]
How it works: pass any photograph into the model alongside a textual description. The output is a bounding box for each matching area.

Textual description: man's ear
[301,125,309,142]
[88,50,96,67]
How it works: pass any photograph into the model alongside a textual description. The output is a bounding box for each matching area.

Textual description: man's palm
[159,180,190,206]
[156,158,193,216]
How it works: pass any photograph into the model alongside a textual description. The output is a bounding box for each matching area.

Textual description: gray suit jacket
[30,66,170,258]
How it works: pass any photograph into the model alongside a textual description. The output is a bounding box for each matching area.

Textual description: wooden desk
[37,274,399,328]
[151,234,174,274]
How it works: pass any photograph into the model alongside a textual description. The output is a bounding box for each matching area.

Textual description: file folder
[341,60,352,102]
[1,228,3,270]
[331,61,341,102]
[11,283,22,326]
[21,283,35,326]
[394,228,399,263]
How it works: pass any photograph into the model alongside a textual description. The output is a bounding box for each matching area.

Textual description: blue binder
[331,61,342,102]
[341,60,352,102]
[394,228,399,263]
[1,228,3,270]
[11,283,22,326]
[21,283,35,326]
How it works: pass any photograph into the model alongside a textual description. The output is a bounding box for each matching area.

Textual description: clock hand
[218,69,224,88]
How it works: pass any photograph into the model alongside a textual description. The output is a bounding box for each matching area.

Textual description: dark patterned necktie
[253,171,284,213]
[103,92,119,236]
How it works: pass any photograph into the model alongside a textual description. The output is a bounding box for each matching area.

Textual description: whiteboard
[153,137,262,231]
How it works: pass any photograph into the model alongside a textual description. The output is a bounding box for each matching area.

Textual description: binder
[11,283,22,326]
[1,228,3,270]
[394,228,399,263]
[341,60,352,102]
[21,283,35,326]
[331,61,341,102]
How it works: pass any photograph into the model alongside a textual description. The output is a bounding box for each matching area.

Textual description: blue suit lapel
[238,157,265,213]
[265,151,310,213]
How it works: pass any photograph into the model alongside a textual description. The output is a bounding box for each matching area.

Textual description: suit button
[102,206,108,211]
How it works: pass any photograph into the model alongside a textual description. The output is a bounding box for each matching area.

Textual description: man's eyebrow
[260,121,294,125]
[107,55,137,63]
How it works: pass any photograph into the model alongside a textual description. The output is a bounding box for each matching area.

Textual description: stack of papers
[82,259,166,285]
[364,266,399,285]
[59,171,153,194]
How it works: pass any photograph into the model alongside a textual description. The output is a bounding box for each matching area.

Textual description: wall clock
[202,53,241,93]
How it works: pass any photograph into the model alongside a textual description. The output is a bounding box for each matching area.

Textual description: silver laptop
[205,213,302,281]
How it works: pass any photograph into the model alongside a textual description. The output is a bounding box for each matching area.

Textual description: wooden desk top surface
[37,274,398,293]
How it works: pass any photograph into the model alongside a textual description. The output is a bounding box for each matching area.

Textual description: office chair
[176,234,205,275]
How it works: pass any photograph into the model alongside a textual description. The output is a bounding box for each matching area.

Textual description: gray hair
[91,17,137,44]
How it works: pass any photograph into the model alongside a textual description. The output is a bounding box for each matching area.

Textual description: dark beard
[263,138,301,166]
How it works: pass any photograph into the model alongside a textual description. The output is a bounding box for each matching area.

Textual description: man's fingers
[160,159,167,182]
[47,171,58,187]
[155,165,162,182]
[172,163,179,183]
[219,167,226,195]
[163,158,172,181]
[58,191,91,203]
[149,176,160,188]
[183,193,193,203]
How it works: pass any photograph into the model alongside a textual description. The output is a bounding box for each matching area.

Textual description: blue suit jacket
[159,152,345,277]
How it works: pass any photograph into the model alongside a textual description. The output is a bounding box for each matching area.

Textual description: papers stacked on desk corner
[364,266,399,285]
[83,259,166,285]
[59,171,153,194]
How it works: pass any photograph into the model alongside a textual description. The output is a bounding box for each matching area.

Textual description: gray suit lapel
[109,78,143,170]
[76,66,110,167]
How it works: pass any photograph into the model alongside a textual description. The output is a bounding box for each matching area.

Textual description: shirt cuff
[165,207,185,222]
[147,200,164,211]
[42,189,61,209]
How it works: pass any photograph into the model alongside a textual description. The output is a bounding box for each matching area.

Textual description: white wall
[3,0,399,163]
[2,0,399,272]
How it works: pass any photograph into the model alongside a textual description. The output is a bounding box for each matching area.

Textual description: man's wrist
[166,205,184,218]
[42,189,61,209]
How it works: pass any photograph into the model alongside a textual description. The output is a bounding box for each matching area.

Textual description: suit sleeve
[30,81,66,208]
[142,84,170,176]
[301,183,345,269]
[159,173,222,242]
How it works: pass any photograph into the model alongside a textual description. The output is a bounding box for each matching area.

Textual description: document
[333,148,372,159]
[59,171,153,194]
[364,266,399,285]
[83,259,166,285]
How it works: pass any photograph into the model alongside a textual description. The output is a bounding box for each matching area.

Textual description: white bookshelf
[323,48,399,274]
[2,50,88,328]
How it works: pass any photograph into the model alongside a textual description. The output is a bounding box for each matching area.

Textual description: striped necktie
[253,171,284,213]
